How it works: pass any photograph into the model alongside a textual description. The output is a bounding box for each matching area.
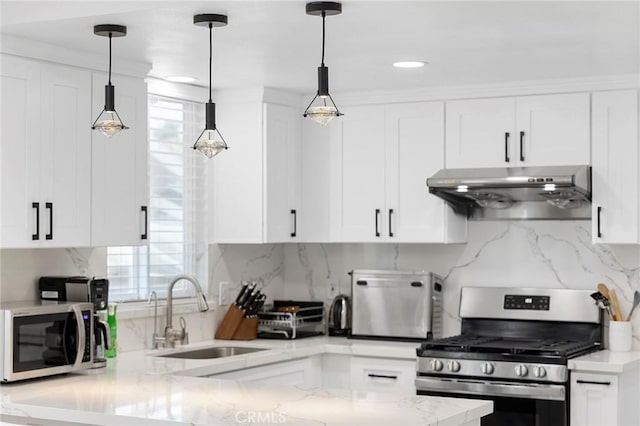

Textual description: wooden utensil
[597,283,611,300]
[608,288,624,322]
[625,290,640,321]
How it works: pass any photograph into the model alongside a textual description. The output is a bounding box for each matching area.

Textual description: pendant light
[303,2,343,126]
[92,25,129,138]
[193,14,228,159]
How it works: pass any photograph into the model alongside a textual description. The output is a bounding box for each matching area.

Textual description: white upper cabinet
[329,105,386,242]
[264,103,302,243]
[329,102,465,243]
[446,93,590,169]
[1,55,91,248]
[210,96,302,244]
[386,102,465,242]
[91,73,149,246]
[445,97,515,168]
[515,93,590,166]
[591,89,639,244]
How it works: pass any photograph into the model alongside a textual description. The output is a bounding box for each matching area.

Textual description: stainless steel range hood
[426,165,591,220]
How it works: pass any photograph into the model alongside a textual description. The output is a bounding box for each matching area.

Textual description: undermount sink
[158,346,267,359]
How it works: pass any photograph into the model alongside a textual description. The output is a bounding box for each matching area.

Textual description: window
[107,94,208,302]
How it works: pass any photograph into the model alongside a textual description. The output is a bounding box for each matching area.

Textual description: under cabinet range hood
[426,165,591,220]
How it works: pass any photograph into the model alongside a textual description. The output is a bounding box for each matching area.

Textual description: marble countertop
[568,349,640,374]
[1,337,493,426]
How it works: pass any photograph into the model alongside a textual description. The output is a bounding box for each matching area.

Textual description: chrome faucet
[157,274,209,348]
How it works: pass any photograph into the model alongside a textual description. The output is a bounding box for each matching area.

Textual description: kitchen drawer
[350,356,416,395]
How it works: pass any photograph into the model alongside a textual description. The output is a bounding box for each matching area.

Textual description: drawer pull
[368,374,398,380]
[576,380,611,386]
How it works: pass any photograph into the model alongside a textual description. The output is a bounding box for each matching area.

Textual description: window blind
[107,95,208,302]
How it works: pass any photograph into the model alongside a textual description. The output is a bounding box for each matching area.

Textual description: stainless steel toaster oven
[350,269,443,342]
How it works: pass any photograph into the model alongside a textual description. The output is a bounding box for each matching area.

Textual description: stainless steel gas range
[415,287,602,426]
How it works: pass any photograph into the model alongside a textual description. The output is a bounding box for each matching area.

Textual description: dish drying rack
[258,305,325,339]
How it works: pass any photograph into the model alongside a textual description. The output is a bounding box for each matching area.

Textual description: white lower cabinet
[349,356,416,395]
[209,356,322,388]
[208,354,416,395]
[571,371,640,426]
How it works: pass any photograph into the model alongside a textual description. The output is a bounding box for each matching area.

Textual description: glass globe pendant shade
[193,101,228,159]
[92,110,127,138]
[305,96,340,126]
[194,129,227,159]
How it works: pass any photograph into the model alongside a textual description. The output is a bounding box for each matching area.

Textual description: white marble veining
[0,337,492,426]
[282,221,640,345]
[1,220,639,354]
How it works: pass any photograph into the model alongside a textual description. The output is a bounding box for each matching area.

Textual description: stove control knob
[533,366,547,378]
[430,359,444,372]
[448,360,461,373]
[480,362,495,375]
[515,364,529,377]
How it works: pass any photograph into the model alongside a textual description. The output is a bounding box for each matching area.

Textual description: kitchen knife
[251,294,267,317]
[234,281,250,306]
[247,292,264,316]
[237,282,256,307]
[242,289,260,313]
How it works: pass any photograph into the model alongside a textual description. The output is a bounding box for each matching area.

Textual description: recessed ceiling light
[393,61,426,69]
[164,75,196,83]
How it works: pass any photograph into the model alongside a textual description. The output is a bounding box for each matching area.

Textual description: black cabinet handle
[597,206,602,238]
[141,205,148,240]
[576,380,611,386]
[32,202,40,240]
[519,131,525,162]
[375,209,381,237]
[367,374,398,380]
[388,209,394,237]
[290,209,297,238]
[45,202,53,240]
[356,280,368,286]
[504,132,510,163]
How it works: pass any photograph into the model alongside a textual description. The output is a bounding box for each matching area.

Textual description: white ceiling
[1,1,639,95]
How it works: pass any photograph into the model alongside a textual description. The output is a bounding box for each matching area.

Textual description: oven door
[4,304,89,382]
[415,376,567,426]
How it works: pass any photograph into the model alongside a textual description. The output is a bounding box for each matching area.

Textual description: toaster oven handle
[71,304,86,368]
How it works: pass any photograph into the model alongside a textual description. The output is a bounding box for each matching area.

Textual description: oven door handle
[415,377,566,401]
[70,304,86,368]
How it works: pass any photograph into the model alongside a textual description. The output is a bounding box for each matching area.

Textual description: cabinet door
[40,63,92,247]
[591,90,639,244]
[445,97,515,168]
[210,101,264,243]
[386,102,466,243]
[210,357,321,388]
[264,103,302,243]
[0,55,41,248]
[301,121,331,242]
[515,93,590,166]
[91,73,149,246]
[570,372,619,426]
[350,356,416,395]
[329,105,386,242]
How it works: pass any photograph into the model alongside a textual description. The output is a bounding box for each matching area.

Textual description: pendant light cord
[209,23,213,102]
[321,11,326,66]
[108,32,112,85]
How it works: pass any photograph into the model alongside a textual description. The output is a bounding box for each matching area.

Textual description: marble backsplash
[1,220,639,352]
[282,221,640,347]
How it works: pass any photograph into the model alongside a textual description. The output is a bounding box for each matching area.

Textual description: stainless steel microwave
[0,301,93,382]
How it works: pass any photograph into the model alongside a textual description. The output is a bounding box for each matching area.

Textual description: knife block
[214,304,258,340]
[231,317,259,340]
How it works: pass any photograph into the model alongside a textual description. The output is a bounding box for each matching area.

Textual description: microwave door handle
[70,304,86,368]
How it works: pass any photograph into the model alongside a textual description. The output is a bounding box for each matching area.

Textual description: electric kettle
[328,294,351,336]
